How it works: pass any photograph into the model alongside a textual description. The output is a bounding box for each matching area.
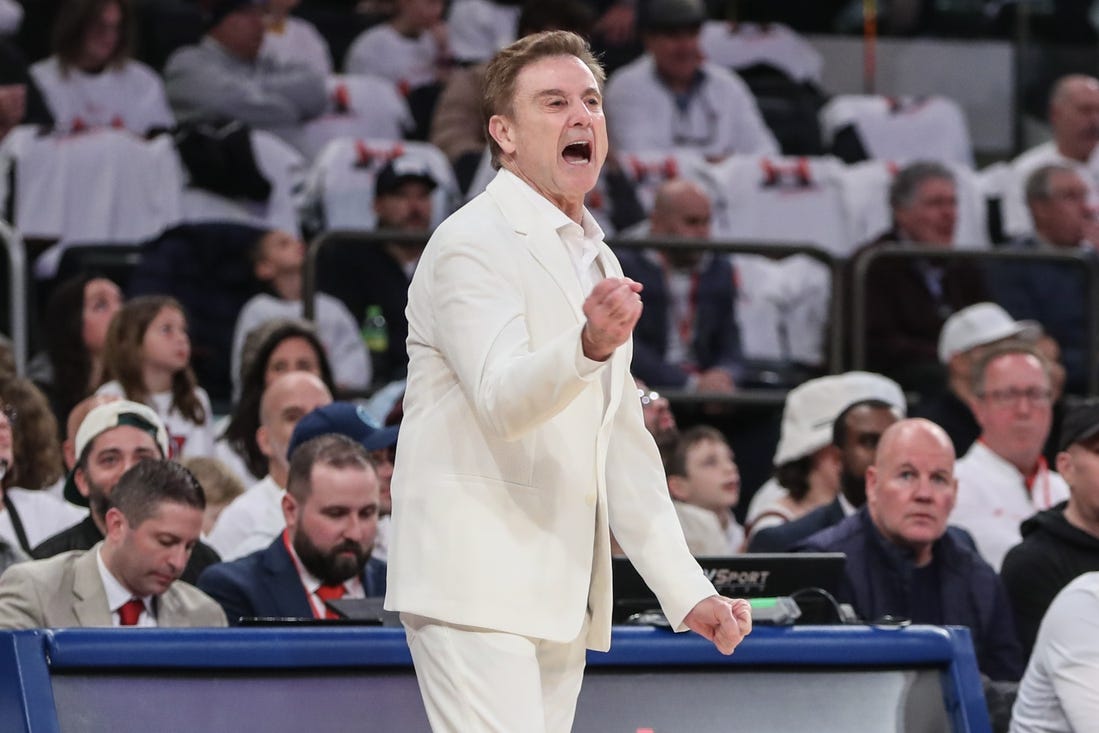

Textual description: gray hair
[1025,163,1078,203]
[889,161,955,210]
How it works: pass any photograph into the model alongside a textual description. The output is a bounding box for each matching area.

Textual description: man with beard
[197,433,383,624]
[0,460,226,628]
[748,389,903,552]
[32,399,222,585]
[315,155,437,385]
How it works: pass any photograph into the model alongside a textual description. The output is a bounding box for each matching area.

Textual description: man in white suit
[385,30,751,732]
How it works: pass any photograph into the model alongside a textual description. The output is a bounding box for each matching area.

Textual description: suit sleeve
[604,355,716,631]
[0,563,47,629]
[196,564,257,627]
[427,234,605,442]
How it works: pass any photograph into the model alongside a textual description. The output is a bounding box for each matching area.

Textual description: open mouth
[562,140,592,165]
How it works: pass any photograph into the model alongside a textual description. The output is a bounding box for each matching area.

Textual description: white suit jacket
[385,170,715,651]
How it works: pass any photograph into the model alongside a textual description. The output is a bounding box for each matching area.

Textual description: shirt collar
[96,545,153,615]
[499,168,604,241]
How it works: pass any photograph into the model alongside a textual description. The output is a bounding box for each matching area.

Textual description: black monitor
[612,553,846,623]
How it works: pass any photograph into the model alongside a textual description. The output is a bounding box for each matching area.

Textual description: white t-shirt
[673,500,745,556]
[1010,572,1099,733]
[446,0,519,64]
[0,487,87,552]
[206,474,285,561]
[344,23,442,91]
[261,17,332,77]
[951,441,1071,572]
[96,381,216,460]
[230,292,370,401]
[30,57,175,135]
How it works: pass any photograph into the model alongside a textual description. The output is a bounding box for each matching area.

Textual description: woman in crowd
[30,0,174,134]
[31,273,122,431]
[0,378,86,555]
[216,319,335,485]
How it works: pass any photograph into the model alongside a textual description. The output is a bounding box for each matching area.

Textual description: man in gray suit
[0,460,226,628]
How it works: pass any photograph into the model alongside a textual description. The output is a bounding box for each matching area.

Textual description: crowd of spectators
[3,0,1099,729]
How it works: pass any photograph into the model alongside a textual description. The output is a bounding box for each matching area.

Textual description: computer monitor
[612,553,846,623]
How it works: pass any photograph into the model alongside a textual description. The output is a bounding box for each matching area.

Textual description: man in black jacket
[1002,399,1099,659]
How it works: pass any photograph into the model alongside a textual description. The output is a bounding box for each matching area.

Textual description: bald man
[1003,74,1099,238]
[206,372,332,560]
[615,179,742,392]
[797,418,1024,681]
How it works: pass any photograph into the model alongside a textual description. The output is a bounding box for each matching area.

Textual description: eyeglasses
[979,387,1053,407]
[638,389,662,406]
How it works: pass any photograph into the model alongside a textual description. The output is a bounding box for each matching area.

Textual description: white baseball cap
[937,302,1042,364]
[773,372,907,465]
[65,400,169,506]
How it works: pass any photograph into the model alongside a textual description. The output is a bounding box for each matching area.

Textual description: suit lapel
[486,172,585,321]
[72,544,113,627]
[263,540,315,618]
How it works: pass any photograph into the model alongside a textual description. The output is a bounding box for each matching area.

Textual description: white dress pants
[402,612,589,733]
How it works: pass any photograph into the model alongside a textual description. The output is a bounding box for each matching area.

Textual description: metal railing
[850,244,1099,395]
[0,220,28,374]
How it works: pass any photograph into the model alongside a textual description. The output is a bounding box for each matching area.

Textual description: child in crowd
[231,228,369,396]
[666,426,745,556]
[97,296,215,459]
[182,456,246,536]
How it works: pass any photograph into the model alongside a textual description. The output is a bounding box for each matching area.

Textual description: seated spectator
[29,0,174,135]
[913,302,1042,459]
[315,157,435,386]
[0,378,86,555]
[745,371,905,540]
[207,372,332,560]
[198,433,385,624]
[1002,400,1099,659]
[164,0,325,132]
[1001,74,1099,239]
[855,161,988,391]
[232,228,370,396]
[32,399,221,585]
[797,418,1023,682]
[1010,571,1099,732]
[616,179,741,393]
[260,0,331,77]
[0,459,227,628]
[28,273,122,433]
[636,376,678,467]
[992,164,1096,394]
[344,0,449,94]
[181,456,246,536]
[666,426,744,555]
[603,0,777,159]
[952,342,1070,571]
[749,382,903,552]
[218,319,336,483]
[97,296,216,459]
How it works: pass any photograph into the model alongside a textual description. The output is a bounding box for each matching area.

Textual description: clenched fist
[582,277,643,361]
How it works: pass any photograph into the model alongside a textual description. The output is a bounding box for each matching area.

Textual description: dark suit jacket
[853,235,987,390]
[748,498,847,553]
[315,242,414,384]
[615,248,742,389]
[196,536,387,625]
[31,515,222,586]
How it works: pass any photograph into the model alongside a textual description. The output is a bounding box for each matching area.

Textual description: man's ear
[104,506,127,539]
[488,114,517,158]
[256,425,272,459]
[281,492,298,529]
[667,475,690,502]
[74,466,92,498]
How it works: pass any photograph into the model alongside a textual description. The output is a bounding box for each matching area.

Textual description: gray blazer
[0,542,227,629]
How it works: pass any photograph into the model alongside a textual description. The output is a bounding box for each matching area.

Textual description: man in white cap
[749,373,906,552]
[913,302,1043,457]
[32,400,222,584]
[952,341,1070,571]
[743,371,908,540]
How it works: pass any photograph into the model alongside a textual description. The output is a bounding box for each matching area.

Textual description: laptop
[612,553,846,624]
